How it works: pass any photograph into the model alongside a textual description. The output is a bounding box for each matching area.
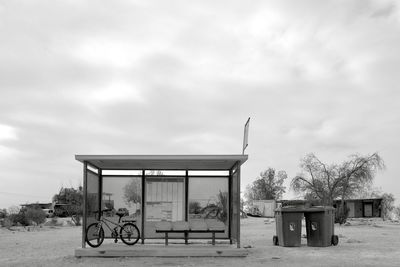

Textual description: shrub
[335,206,350,224]
[0,209,7,227]
[0,209,7,219]
[8,213,29,226]
[380,193,395,220]
[3,218,12,228]
[394,206,400,220]
[25,208,46,225]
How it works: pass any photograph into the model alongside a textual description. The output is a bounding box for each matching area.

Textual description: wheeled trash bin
[304,206,339,247]
[273,206,304,247]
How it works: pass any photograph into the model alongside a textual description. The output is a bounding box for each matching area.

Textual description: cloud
[0,124,17,141]
[371,2,397,18]
[0,0,400,207]
[73,38,144,68]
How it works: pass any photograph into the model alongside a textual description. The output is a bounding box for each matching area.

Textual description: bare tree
[352,184,382,199]
[201,190,229,223]
[123,178,142,206]
[291,153,385,206]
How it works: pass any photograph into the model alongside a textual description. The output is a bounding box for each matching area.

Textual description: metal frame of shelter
[75,155,248,249]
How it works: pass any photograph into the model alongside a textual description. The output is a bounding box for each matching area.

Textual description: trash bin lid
[275,206,308,213]
[304,206,335,212]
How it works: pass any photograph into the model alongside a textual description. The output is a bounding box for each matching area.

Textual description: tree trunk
[338,188,348,224]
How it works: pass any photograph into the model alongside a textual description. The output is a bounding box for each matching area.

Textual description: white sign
[242,117,250,154]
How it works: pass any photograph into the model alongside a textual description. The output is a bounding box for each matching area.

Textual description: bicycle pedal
[114,239,118,243]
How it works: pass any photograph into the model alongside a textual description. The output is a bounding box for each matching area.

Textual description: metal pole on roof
[242,117,250,155]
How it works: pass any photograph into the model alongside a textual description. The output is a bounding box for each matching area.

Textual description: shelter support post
[185,170,189,222]
[98,169,102,220]
[141,170,145,244]
[230,161,241,248]
[82,162,87,248]
[229,168,232,245]
[236,162,241,248]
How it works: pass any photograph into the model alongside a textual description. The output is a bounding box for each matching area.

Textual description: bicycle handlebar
[93,209,112,215]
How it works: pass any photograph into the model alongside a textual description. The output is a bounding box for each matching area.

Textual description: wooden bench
[155,219,226,246]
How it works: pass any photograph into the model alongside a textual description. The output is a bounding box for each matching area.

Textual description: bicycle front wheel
[86,223,104,248]
[120,222,140,245]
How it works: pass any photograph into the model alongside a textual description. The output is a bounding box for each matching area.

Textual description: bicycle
[85,209,140,248]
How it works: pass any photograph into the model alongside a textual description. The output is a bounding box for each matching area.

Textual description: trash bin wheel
[273,235,279,246]
[331,235,339,246]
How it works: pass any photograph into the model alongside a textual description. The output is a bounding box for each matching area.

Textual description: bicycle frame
[97,216,125,236]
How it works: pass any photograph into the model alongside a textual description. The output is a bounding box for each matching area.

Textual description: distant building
[20,203,52,211]
[333,198,382,218]
[276,198,383,218]
[249,200,276,217]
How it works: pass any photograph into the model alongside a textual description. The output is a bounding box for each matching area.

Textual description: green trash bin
[304,206,339,247]
[273,206,304,247]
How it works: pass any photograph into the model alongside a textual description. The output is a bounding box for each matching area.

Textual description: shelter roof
[75,154,248,170]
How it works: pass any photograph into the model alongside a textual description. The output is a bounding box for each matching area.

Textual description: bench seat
[155,220,225,246]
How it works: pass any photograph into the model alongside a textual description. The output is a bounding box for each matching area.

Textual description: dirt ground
[1,217,400,267]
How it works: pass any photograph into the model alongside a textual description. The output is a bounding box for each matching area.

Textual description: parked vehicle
[42,209,54,218]
[246,206,262,217]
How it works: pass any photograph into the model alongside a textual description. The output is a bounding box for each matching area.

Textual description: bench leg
[212,232,215,246]
[185,232,188,245]
[165,233,168,246]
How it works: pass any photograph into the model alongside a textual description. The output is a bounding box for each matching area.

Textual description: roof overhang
[75,154,248,170]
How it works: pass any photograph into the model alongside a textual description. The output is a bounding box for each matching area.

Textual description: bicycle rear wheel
[120,222,140,245]
[86,223,104,248]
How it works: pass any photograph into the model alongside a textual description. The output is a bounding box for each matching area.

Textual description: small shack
[20,203,52,210]
[250,200,276,217]
[333,198,383,218]
[75,154,247,256]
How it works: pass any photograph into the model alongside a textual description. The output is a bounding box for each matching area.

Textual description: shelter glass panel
[86,171,99,231]
[188,177,229,238]
[102,177,142,238]
[144,177,185,238]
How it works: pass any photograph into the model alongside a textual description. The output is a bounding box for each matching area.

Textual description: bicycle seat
[116,211,126,217]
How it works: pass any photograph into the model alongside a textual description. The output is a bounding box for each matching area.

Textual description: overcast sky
[1,0,399,208]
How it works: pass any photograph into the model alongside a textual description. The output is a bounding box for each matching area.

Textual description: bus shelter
[75,154,248,251]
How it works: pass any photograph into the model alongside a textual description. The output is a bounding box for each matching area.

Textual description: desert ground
[1,217,400,267]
